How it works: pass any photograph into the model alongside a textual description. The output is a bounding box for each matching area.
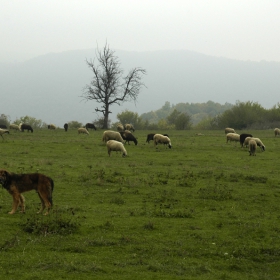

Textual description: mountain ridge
[1,49,280,127]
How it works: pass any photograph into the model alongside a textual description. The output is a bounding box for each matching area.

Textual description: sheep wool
[9,124,20,131]
[117,124,124,132]
[225,128,236,134]
[274,128,280,137]
[124,124,135,132]
[226,133,240,143]
[154,134,172,148]
[78,128,89,135]
[248,139,257,156]
[106,140,127,157]
[102,130,124,143]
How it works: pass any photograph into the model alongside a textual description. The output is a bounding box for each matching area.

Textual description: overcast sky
[1,0,280,62]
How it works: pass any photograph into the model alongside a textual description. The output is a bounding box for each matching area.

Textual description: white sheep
[48,124,56,130]
[18,122,22,130]
[78,127,89,135]
[153,134,172,148]
[0,128,9,140]
[253,137,265,151]
[106,140,127,157]
[274,128,280,137]
[244,137,265,151]
[125,124,135,132]
[9,124,20,131]
[248,139,257,156]
[117,124,124,132]
[102,130,124,143]
[226,133,240,143]
[225,128,236,134]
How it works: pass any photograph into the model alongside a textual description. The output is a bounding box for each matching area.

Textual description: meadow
[0,128,280,280]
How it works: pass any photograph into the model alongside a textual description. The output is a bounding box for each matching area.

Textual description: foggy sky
[1,0,280,62]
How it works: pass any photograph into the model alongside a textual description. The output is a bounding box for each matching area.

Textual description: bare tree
[81,43,146,129]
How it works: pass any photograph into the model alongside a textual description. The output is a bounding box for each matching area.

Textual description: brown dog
[0,169,54,215]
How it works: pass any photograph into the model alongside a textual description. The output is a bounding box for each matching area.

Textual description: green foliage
[0,114,10,126]
[14,115,47,129]
[0,129,280,279]
[116,110,145,130]
[141,101,233,125]
[67,120,83,129]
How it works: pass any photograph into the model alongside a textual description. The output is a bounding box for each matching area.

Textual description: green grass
[0,128,280,279]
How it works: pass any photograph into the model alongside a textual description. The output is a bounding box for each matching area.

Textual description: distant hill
[1,49,280,127]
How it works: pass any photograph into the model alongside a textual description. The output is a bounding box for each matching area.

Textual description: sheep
[64,123,68,132]
[117,124,124,132]
[225,128,236,134]
[9,124,21,131]
[102,130,124,143]
[120,131,138,145]
[0,128,9,140]
[146,133,169,144]
[106,140,127,157]
[18,123,22,130]
[78,127,89,135]
[244,137,265,151]
[274,128,280,137]
[48,124,56,130]
[254,138,265,151]
[124,124,135,132]
[226,133,240,143]
[21,124,33,133]
[240,133,253,147]
[248,139,257,156]
[0,124,7,129]
[85,123,96,130]
[154,134,172,148]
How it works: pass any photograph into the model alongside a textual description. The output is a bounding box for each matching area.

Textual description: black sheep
[21,124,33,133]
[120,131,138,145]
[240,133,253,147]
[64,123,68,132]
[85,123,97,130]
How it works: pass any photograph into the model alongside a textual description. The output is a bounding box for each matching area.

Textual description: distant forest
[140,101,233,125]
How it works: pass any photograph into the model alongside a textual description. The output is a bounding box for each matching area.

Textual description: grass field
[0,128,280,279]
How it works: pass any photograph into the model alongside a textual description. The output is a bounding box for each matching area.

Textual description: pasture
[0,128,280,279]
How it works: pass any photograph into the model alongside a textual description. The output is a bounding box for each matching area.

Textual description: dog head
[0,169,10,188]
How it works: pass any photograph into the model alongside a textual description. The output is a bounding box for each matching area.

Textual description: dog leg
[37,193,45,214]
[19,194,25,213]
[9,193,21,214]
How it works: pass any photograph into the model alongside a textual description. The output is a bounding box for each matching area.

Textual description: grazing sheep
[254,138,266,151]
[78,127,89,135]
[102,130,124,143]
[124,124,135,132]
[117,124,124,132]
[248,139,257,156]
[244,137,265,151]
[48,124,56,130]
[226,133,240,143]
[154,134,172,148]
[274,128,280,137]
[0,128,9,140]
[64,123,68,132]
[21,124,33,133]
[85,123,97,130]
[0,124,7,129]
[120,131,138,145]
[146,133,169,144]
[240,133,253,147]
[225,128,236,134]
[106,140,127,157]
[18,123,22,130]
[9,124,21,131]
